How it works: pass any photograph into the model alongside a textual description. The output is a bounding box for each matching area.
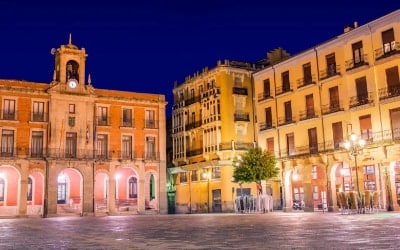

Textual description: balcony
[278,116,295,126]
[349,92,373,108]
[375,41,400,60]
[320,65,341,81]
[145,120,158,129]
[185,120,202,130]
[321,101,344,115]
[378,85,400,100]
[259,121,275,132]
[218,141,254,151]
[184,95,201,106]
[232,87,248,95]
[30,112,49,122]
[202,88,220,99]
[186,148,203,157]
[345,55,369,71]
[298,109,318,121]
[296,76,316,89]
[234,112,250,122]
[0,110,17,121]
[257,92,273,102]
[96,116,110,126]
[275,84,292,96]
[120,119,134,128]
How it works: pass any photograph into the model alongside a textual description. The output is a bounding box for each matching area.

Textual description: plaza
[1,212,399,249]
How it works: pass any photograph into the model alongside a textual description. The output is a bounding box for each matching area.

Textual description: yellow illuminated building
[170,60,261,213]
[254,9,400,212]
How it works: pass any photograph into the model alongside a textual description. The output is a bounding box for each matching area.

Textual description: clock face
[68,79,77,89]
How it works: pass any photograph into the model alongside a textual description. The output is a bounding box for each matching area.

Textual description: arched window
[128,177,137,198]
[0,178,4,201]
[27,177,32,201]
[150,174,155,200]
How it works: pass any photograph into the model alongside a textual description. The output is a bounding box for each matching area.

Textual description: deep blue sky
[1,1,399,118]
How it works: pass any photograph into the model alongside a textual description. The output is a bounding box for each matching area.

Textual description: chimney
[354,21,358,28]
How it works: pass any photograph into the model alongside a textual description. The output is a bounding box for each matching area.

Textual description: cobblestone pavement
[0,211,399,249]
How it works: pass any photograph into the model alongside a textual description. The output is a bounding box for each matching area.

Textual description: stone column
[18,162,28,216]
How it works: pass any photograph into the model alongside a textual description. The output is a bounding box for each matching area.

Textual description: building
[254,9,400,212]
[0,37,167,217]
[170,60,269,213]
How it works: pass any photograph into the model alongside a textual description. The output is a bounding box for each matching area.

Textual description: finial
[88,74,91,85]
[69,33,72,44]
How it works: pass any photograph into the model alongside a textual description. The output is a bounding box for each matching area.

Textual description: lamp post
[344,132,365,193]
[202,170,210,213]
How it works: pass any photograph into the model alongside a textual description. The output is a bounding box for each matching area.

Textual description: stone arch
[56,167,83,215]
[0,164,21,216]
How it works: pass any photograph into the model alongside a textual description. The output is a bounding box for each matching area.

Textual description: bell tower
[51,34,88,90]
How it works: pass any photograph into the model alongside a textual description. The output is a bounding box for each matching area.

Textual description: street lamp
[202,170,211,213]
[343,132,365,193]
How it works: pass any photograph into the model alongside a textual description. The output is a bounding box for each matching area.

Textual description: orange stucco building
[0,37,167,217]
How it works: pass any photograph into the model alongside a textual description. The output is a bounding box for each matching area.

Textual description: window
[191,170,198,182]
[284,101,292,123]
[382,28,395,53]
[3,99,15,120]
[146,136,156,159]
[96,134,108,158]
[305,94,315,118]
[282,71,290,92]
[180,172,187,183]
[212,167,221,179]
[66,132,77,158]
[326,53,337,76]
[394,162,400,206]
[355,77,368,104]
[57,174,67,204]
[286,133,295,156]
[31,131,43,158]
[121,108,132,127]
[97,106,108,126]
[69,104,75,114]
[359,115,372,142]
[27,177,32,201]
[329,86,340,111]
[352,41,364,65]
[68,116,75,127]
[234,76,242,88]
[263,79,271,97]
[312,166,317,180]
[386,66,400,96]
[266,137,274,154]
[293,187,304,201]
[128,177,138,198]
[390,108,400,140]
[0,178,4,201]
[32,101,45,122]
[1,129,14,156]
[308,128,318,154]
[122,135,132,159]
[303,63,312,85]
[332,122,343,150]
[363,165,376,191]
[145,110,156,129]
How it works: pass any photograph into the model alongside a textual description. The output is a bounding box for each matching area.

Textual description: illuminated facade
[0,37,167,217]
[170,61,261,213]
[254,9,400,211]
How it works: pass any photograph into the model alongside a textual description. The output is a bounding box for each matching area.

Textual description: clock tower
[51,34,88,90]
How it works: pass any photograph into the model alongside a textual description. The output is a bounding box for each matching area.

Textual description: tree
[232,147,279,193]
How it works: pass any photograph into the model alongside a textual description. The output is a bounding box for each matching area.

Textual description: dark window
[326,53,336,76]
[122,135,132,159]
[31,131,43,158]
[0,178,4,201]
[129,177,137,198]
[390,108,400,140]
[386,66,400,91]
[303,63,312,84]
[191,170,198,182]
[332,122,343,149]
[284,101,292,123]
[306,94,314,118]
[27,177,32,201]
[282,71,290,92]
[66,132,77,158]
[265,107,272,127]
[263,79,271,97]
[96,134,108,158]
[329,86,340,110]
[355,77,368,104]
[382,28,395,53]
[266,137,274,154]
[1,129,14,156]
[352,41,364,64]
[308,128,318,153]
[122,109,132,127]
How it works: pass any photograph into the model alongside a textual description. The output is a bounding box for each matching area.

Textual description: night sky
[1,1,399,118]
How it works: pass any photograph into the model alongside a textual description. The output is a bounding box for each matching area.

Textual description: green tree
[232,147,279,193]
